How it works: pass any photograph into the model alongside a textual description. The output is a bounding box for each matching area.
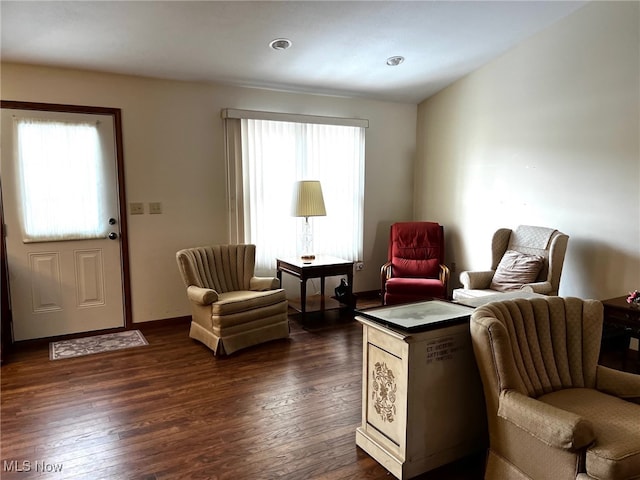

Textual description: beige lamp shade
[292,180,326,218]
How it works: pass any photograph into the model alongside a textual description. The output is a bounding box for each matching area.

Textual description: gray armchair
[176,244,289,355]
[453,225,568,301]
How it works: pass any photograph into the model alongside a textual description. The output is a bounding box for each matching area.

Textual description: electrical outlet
[355,262,365,271]
[149,202,162,214]
[130,202,144,215]
[451,262,457,273]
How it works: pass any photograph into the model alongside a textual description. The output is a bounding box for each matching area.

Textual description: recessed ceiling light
[270,38,292,51]
[386,56,405,67]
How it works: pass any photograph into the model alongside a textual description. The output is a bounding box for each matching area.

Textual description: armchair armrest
[250,276,279,291]
[521,281,553,295]
[381,261,392,280]
[380,261,392,299]
[460,270,494,289]
[596,365,640,403]
[498,389,594,450]
[187,285,219,305]
[439,264,450,289]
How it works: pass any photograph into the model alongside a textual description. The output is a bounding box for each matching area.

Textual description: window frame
[222,109,368,273]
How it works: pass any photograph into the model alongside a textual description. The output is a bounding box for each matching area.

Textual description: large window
[223,110,367,274]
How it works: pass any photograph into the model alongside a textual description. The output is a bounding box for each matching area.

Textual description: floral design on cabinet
[372,361,397,422]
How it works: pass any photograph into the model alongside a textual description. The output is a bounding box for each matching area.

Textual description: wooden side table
[601,296,640,371]
[276,256,354,315]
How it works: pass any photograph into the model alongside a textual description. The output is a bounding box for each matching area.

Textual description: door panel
[75,249,106,307]
[1,106,127,340]
[29,251,63,312]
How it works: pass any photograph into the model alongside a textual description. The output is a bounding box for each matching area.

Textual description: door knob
[108,232,118,240]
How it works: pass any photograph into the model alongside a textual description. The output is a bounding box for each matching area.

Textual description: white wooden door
[1,108,125,340]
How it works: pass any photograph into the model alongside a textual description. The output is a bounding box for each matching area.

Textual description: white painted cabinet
[355,300,487,479]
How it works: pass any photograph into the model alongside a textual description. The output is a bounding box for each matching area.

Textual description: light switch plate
[149,202,162,214]
[130,202,144,215]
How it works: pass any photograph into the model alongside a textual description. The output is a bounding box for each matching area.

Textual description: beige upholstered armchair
[471,297,640,480]
[176,244,289,355]
[453,225,568,301]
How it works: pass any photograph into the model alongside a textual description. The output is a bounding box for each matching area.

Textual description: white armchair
[453,225,568,301]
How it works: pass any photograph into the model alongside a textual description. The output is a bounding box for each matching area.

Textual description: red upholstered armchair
[380,222,450,305]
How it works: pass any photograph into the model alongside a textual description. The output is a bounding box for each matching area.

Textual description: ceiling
[1,1,587,104]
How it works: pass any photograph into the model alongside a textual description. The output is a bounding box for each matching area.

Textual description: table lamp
[292,180,326,260]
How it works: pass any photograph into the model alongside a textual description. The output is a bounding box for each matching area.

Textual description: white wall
[1,63,416,323]
[415,1,640,301]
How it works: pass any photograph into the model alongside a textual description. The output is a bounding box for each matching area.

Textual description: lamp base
[300,254,316,261]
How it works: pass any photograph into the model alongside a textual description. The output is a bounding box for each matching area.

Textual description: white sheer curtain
[226,114,365,274]
[14,117,106,242]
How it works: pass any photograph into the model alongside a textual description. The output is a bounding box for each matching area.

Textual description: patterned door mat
[49,330,148,360]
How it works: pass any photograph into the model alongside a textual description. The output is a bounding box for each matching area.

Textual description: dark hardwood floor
[0,300,487,480]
